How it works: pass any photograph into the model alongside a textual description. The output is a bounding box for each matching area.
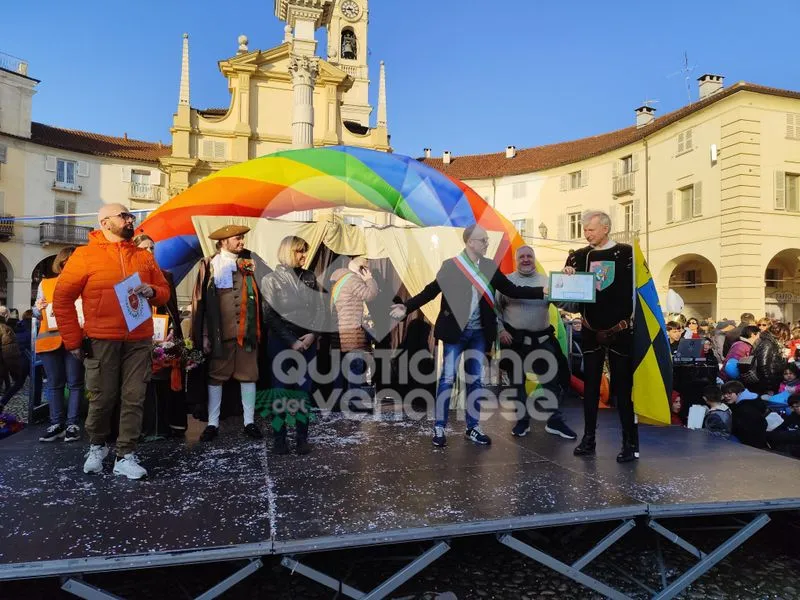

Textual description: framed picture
[152,315,169,342]
[548,272,597,303]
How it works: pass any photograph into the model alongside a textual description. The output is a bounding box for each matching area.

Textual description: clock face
[341,0,360,20]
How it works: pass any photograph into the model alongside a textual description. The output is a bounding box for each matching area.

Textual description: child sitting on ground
[702,385,732,438]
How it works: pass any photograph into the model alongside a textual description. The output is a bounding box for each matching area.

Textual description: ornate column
[289,54,319,149]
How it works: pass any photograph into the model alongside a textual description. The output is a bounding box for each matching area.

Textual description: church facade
[161,0,390,202]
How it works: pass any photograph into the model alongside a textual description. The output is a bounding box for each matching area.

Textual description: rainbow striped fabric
[139,146,526,281]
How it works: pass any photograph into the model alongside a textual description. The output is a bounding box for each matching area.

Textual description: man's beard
[110,222,134,240]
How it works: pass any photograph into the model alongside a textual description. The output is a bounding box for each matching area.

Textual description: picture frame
[548,272,597,303]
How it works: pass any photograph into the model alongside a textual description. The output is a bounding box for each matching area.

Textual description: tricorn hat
[208,224,251,240]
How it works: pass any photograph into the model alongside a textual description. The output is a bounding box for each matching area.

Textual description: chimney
[423,148,431,158]
[124,132,128,140]
[634,105,656,128]
[697,74,724,99]
[442,150,451,165]
[505,145,517,159]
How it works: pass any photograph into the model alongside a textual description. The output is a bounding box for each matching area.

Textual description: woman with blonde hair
[34,246,85,443]
[259,235,323,455]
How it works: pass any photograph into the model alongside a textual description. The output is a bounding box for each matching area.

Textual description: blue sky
[2,0,798,157]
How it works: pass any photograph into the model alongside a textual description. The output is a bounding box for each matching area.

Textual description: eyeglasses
[758,323,769,328]
[470,237,489,244]
[104,212,137,223]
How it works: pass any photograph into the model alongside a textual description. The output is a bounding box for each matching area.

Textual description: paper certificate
[548,272,597,303]
[152,315,169,342]
[45,304,58,329]
[114,273,152,332]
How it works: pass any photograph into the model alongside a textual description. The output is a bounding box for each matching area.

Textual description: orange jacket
[53,230,170,350]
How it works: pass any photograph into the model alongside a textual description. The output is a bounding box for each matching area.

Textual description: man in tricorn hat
[191,225,264,442]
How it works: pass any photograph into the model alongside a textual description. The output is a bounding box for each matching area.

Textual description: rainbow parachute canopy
[139,146,524,281]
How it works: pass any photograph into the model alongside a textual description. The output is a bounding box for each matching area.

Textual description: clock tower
[326,0,372,127]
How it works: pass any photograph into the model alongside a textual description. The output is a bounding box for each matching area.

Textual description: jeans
[40,347,84,426]
[436,328,486,430]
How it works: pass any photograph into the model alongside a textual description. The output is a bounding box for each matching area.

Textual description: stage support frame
[60,559,263,600]
[282,540,450,600]
[498,518,637,600]
[649,513,771,600]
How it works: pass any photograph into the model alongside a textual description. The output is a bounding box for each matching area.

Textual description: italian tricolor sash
[453,252,499,315]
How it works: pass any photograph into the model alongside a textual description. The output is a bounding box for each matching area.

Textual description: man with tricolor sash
[390,225,545,448]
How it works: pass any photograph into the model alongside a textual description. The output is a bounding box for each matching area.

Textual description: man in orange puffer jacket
[53,203,169,480]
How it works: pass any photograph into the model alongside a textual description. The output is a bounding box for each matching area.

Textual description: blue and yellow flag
[632,239,672,425]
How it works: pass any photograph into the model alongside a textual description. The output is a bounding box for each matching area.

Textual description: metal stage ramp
[2,407,800,599]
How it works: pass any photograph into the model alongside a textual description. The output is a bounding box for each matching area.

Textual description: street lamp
[538,222,548,239]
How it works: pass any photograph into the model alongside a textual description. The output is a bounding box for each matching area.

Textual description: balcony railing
[0,52,28,76]
[0,216,14,240]
[52,180,82,193]
[612,171,635,196]
[610,230,638,244]
[129,182,165,203]
[40,223,93,246]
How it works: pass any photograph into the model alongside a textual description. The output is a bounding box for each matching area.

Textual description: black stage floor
[2,405,800,579]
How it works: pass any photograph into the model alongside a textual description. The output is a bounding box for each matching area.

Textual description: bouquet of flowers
[152,338,206,391]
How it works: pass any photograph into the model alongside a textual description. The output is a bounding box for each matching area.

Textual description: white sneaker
[113,453,148,480]
[83,444,109,474]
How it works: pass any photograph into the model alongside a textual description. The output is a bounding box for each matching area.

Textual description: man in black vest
[562,210,638,463]
[390,225,545,448]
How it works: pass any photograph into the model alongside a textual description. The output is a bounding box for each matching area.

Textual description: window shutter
[121,167,131,183]
[632,153,640,172]
[677,133,685,154]
[581,169,589,187]
[612,160,619,178]
[214,141,226,160]
[607,205,616,233]
[787,114,796,139]
[0,144,6,164]
[45,155,57,172]
[775,171,786,209]
[666,191,674,223]
[557,214,567,240]
[693,181,703,217]
[559,175,567,192]
[685,129,693,150]
[77,161,89,177]
[150,171,162,186]
[202,140,213,158]
[633,199,641,231]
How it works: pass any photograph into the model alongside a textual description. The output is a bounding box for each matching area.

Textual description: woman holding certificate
[562,210,638,463]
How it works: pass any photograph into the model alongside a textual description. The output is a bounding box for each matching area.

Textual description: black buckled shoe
[573,434,596,457]
[199,425,218,442]
[243,423,264,439]
[272,428,289,455]
[296,436,312,455]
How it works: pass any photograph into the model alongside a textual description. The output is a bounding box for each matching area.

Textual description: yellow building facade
[421,77,800,323]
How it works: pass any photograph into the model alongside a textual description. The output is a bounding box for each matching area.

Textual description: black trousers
[500,327,569,425]
[581,330,636,440]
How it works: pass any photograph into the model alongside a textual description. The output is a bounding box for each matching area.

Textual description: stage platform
[2,405,800,600]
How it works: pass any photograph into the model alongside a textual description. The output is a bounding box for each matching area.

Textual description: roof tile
[29,122,171,163]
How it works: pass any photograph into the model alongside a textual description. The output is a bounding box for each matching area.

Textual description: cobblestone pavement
[3,513,800,599]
